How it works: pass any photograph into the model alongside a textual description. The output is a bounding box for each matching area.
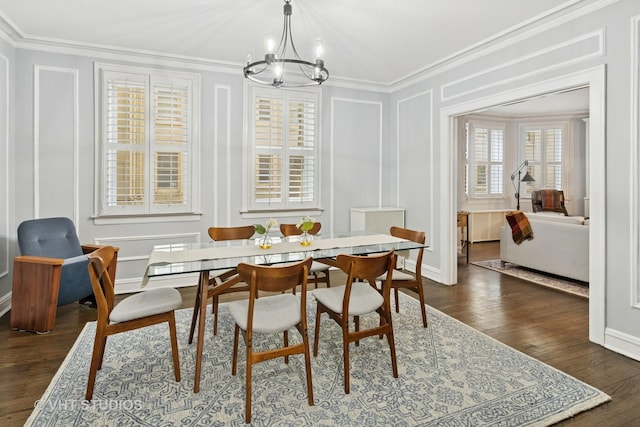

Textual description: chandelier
[243,0,329,88]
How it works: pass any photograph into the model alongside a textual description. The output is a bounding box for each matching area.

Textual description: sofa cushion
[527,212,586,225]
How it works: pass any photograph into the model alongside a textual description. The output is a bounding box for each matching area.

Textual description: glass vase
[259,235,272,249]
[300,231,312,246]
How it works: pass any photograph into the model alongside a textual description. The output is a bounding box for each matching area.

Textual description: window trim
[242,82,322,214]
[93,63,201,220]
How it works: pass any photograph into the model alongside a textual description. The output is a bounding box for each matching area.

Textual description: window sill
[93,212,203,225]
[240,208,324,220]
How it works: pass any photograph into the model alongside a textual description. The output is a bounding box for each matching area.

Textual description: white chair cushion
[228,294,300,334]
[310,261,330,273]
[376,269,415,282]
[312,282,383,316]
[110,287,182,324]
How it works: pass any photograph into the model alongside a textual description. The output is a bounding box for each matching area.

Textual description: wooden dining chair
[189,225,255,342]
[230,257,314,424]
[85,246,181,400]
[377,226,427,327]
[279,222,331,290]
[311,250,398,394]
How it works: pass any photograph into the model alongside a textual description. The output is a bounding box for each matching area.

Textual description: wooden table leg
[194,270,209,393]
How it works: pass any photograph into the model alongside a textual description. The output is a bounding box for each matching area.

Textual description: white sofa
[499,213,589,282]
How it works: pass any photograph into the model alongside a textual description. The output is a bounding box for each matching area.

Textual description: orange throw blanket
[505,211,534,245]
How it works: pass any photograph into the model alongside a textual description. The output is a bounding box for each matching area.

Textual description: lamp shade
[521,171,535,182]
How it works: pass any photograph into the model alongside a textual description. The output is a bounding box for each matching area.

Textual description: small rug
[472,259,589,298]
[27,293,608,426]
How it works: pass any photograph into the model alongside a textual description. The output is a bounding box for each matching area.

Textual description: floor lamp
[511,160,535,210]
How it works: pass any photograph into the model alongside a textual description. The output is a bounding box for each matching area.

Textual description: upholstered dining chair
[279,222,331,290]
[312,250,398,394]
[230,257,314,424]
[376,226,427,327]
[85,245,181,401]
[188,225,255,341]
[531,189,569,216]
[11,217,118,333]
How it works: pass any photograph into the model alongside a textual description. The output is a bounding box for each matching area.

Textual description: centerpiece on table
[254,218,277,249]
[297,216,315,246]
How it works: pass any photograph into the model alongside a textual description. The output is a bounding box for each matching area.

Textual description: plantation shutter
[249,87,319,210]
[105,74,148,212]
[152,79,191,208]
[469,124,504,196]
[100,69,195,215]
[523,125,564,191]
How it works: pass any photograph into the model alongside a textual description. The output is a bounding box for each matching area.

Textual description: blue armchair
[11,217,118,333]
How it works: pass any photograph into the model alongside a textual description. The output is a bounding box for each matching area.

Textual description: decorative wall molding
[214,85,232,226]
[631,15,640,309]
[329,97,383,232]
[441,30,604,102]
[33,65,79,228]
[396,90,434,252]
[0,52,8,279]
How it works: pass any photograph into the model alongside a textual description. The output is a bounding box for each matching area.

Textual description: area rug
[26,293,608,426]
[472,259,589,298]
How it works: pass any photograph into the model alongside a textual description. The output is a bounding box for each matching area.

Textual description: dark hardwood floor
[1,241,640,426]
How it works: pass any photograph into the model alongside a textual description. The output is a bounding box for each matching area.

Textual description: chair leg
[232,325,240,375]
[342,327,351,394]
[416,283,428,328]
[86,330,107,400]
[301,324,314,406]
[245,339,253,424]
[188,282,202,344]
[313,304,322,357]
[213,295,219,336]
[394,288,400,313]
[284,331,289,363]
[386,328,399,378]
[168,312,181,382]
[354,316,360,346]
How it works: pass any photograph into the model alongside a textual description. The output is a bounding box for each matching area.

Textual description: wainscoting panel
[631,15,640,309]
[34,66,79,225]
[0,53,8,280]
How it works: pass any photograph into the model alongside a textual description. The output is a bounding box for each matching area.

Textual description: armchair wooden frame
[85,246,181,401]
[231,257,315,423]
[11,244,118,334]
[188,225,255,341]
[312,250,398,394]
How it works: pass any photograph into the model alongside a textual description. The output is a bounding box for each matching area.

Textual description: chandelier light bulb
[313,38,324,61]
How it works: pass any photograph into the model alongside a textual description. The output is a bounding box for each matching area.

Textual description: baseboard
[604,327,640,362]
[0,291,11,318]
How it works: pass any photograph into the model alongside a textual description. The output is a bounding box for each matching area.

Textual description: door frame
[439,65,606,345]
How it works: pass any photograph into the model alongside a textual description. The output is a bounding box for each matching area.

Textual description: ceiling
[0,0,592,86]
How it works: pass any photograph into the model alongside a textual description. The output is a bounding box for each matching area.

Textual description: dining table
[145,230,428,392]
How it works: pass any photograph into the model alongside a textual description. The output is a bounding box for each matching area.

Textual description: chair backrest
[237,257,313,295]
[531,189,569,216]
[390,226,425,276]
[208,225,255,241]
[17,217,83,258]
[279,222,322,236]
[87,246,118,323]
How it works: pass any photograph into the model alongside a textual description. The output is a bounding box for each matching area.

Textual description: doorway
[440,66,606,345]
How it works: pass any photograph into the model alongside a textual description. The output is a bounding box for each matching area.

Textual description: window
[96,65,200,216]
[246,86,320,211]
[466,122,504,197]
[521,124,565,191]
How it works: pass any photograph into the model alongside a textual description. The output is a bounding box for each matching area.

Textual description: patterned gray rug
[472,259,589,298]
[27,293,608,426]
